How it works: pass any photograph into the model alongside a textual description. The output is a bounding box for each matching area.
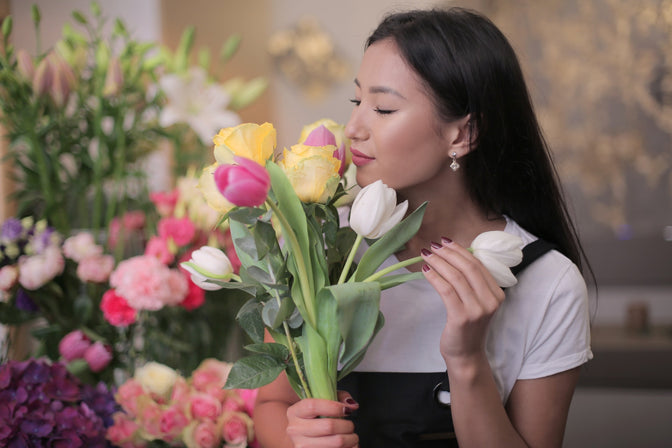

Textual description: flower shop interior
[0,0,671,447]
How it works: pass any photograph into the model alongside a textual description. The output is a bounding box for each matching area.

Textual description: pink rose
[77,254,115,283]
[100,289,137,327]
[144,236,174,265]
[18,246,64,290]
[190,392,222,421]
[237,388,258,416]
[184,420,220,448]
[0,266,18,291]
[136,397,163,439]
[222,395,244,413]
[62,232,102,262]
[158,217,196,247]
[179,276,205,311]
[192,359,231,395]
[220,412,253,445]
[150,189,179,217]
[116,379,145,416]
[106,412,140,445]
[169,377,191,405]
[58,330,91,361]
[84,341,113,372]
[159,405,189,441]
[122,211,146,230]
[110,255,186,311]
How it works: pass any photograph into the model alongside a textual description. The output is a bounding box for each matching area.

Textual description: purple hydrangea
[0,359,118,447]
[0,218,23,242]
[15,289,39,313]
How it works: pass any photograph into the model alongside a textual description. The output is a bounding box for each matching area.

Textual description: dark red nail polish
[345,398,358,406]
[430,241,442,249]
[422,264,431,272]
[344,406,354,416]
[421,248,432,256]
[441,237,453,245]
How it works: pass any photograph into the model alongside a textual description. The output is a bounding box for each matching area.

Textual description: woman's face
[345,38,460,191]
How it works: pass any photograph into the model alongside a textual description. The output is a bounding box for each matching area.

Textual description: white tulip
[470,231,523,287]
[349,180,408,239]
[181,246,233,291]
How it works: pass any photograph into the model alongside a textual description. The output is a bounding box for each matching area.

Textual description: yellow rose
[213,122,276,166]
[279,143,341,203]
[134,362,179,399]
[298,118,351,166]
[197,163,235,214]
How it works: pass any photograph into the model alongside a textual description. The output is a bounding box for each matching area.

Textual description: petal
[370,200,408,238]
[303,125,337,147]
[233,156,270,187]
[475,253,518,287]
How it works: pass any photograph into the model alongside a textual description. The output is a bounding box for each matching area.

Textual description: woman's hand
[421,238,505,368]
[285,391,359,448]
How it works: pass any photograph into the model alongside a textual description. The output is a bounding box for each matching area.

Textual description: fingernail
[345,397,358,406]
[441,237,453,245]
[422,264,431,272]
[430,241,442,250]
[344,406,355,416]
[421,248,432,257]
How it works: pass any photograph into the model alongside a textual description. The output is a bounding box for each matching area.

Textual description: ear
[444,114,474,157]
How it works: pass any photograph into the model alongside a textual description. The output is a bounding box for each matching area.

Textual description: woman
[253,8,592,448]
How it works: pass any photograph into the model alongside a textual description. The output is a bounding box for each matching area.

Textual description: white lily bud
[470,231,523,287]
[181,245,233,291]
[349,180,408,239]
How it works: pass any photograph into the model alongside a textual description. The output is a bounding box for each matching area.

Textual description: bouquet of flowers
[0,2,265,235]
[0,175,249,382]
[107,359,256,448]
[184,119,526,402]
[0,358,119,447]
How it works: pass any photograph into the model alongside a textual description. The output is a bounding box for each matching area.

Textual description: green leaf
[338,312,385,381]
[224,355,285,389]
[315,287,339,383]
[228,77,268,110]
[220,34,241,63]
[73,294,93,324]
[244,342,290,360]
[298,323,335,400]
[236,299,265,343]
[332,282,381,370]
[2,16,12,39]
[354,202,427,282]
[376,272,424,290]
[72,11,87,25]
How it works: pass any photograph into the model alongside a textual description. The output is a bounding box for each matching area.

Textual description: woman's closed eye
[374,107,396,115]
[349,98,361,106]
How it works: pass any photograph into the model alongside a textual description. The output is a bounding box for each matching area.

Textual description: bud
[102,57,123,97]
[2,16,13,39]
[50,53,76,107]
[32,55,55,97]
[16,49,34,81]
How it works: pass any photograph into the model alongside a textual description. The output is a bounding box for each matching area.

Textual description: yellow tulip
[279,143,341,203]
[213,122,276,166]
[197,163,235,213]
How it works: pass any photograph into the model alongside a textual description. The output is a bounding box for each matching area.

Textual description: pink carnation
[150,189,179,217]
[110,255,187,311]
[62,232,103,262]
[158,217,196,247]
[123,211,146,230]
[144,236,174,265]
[100,289,137,326]
[58,330,91,361]
[84,341,113,372]
[180,276,205,311]
[18,246,64,290]
[77,254,115,283]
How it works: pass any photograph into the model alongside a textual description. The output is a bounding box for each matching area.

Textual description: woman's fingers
[285,397,359,447]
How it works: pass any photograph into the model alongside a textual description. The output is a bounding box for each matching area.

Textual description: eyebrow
[354,78,407,99]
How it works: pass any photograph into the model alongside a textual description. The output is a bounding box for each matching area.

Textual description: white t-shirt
[353,216,593,403]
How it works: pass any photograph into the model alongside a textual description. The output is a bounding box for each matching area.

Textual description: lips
[350,148,375,167]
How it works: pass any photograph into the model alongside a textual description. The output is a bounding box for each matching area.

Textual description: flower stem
[338,233,362,284]
[265,199,317,329]
[362,256,423,283]
[282,319,311,399]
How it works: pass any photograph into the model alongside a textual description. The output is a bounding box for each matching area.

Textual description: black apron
[338,239,556,447]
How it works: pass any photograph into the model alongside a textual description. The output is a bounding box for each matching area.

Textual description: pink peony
[158,217,196,247]
[0,265,18,291]
[150,189,179,217]
[220,412,253,445]
[189,392,223,421]
[159,405,189,441]
[106,412,141,446]
[116,379,145,416]
[77,254,115,283]
[18,246,65,290]
[184,420,219,448]
[110,255,187,311]
[83,341,113,372]
[144,236,174,265]
[58,329,91,361]
[180,276,205,311]
[62,232,103,262]
[100,289,137,326]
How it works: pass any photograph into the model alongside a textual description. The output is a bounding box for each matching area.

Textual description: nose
[345,106,367,142]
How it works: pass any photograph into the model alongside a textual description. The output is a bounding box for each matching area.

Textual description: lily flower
[470,231,523,287]
[181,246,236,291]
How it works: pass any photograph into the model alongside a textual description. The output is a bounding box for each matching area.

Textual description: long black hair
[367,7,588,271]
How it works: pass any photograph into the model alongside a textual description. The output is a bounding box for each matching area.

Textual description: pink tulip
[83,341,113,372]
[214,156,270,207]
[303,124,337,147]
[59,330,91,361]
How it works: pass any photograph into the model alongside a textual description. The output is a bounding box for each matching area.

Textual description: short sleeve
[518,262,593,379]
